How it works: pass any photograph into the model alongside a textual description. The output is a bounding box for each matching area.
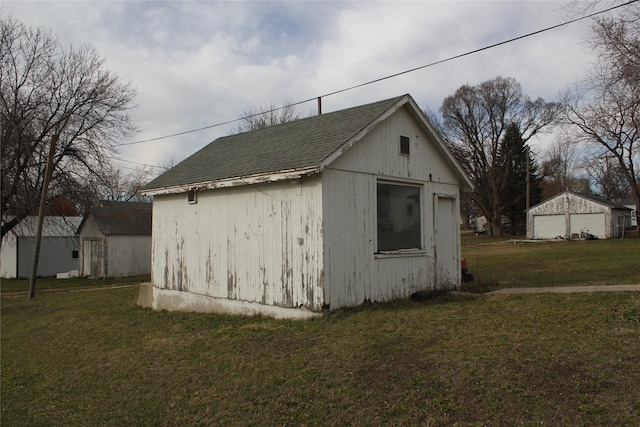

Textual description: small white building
[141,95,473,318]
[1,216,82,279]
[77,201,152,278]
[526,191,632,239]
[619,199,638,227]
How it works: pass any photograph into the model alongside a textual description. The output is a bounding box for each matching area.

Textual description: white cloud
[2,0,600,173]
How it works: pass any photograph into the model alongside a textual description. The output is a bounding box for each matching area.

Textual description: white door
[570,213,605,238]
[434,196,457,289]
[533,215,565,239]
[82,240,92,277]
[83,239,101,277]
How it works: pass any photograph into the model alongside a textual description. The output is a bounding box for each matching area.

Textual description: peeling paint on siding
[148,105,463,314]
[227,272,237,299]
[321,109,461,308]
[151,178,325,311]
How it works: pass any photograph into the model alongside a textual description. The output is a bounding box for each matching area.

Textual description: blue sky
[1,1,614,176]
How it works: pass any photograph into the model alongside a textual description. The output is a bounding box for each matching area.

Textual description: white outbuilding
[140,95,473,318]
[1,216,82,279]
[77,201,152,278]
[526,190,632,240]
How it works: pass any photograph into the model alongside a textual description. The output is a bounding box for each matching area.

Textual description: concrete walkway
[486,284,640,295]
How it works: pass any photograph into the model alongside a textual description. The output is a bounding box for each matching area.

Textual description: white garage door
[533,215,565,239]
[570,213,605,238]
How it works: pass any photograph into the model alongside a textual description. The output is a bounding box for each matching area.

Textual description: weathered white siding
[1,234,18,278]
[2,217,80,278]
[328,107,461,184]
[16,237,78,278]
[105,235,151,277]
[151,176,325,311]
[322,106,461,308]
[79,215,151,278]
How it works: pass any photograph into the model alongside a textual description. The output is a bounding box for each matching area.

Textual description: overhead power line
[108,156,165,170]
[116,0,636,148]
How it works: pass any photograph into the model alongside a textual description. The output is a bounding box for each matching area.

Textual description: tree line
[437,2,640,236]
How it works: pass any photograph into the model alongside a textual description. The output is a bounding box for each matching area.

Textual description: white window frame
[375,179,424,255]
[187,189,197,204]
[399,135,410,156]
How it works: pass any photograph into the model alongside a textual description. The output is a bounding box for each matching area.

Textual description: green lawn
[0,275,150,294]
[461,233,640,292]
[2,240,640,426]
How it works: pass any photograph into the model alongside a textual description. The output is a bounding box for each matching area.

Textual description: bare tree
[159,156,183,173]
[1,17,136,297]
[540,137,583,199]
[234,102,301,133]
[561,3,640,228]
[1,16,136,242]
[93,166,153,203]
[582,153,632,201]
[439,76,561,236]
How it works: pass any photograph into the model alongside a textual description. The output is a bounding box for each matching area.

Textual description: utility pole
[526,146,530,211]
[29,134,59,300]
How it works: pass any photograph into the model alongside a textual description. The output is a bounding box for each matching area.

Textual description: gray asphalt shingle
[79,202,152,235]
[143,95,407,191]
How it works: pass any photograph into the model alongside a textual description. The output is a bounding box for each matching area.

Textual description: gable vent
[400,136,410,155]
[187,189,197,204]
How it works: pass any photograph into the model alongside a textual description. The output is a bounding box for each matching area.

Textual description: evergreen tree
[440,76,560,236]
[497,123,541,234]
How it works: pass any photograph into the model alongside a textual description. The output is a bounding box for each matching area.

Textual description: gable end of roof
[143,94,473,195]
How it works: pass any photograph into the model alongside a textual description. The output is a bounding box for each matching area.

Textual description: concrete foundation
[137,283,322,320]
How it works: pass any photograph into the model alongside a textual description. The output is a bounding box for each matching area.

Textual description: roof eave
[142,166,320,196]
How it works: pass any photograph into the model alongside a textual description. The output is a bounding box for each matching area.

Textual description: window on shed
[72,250,79,259]
[400,135,410,155]
[187,189,197,204]
[376,182,422,251]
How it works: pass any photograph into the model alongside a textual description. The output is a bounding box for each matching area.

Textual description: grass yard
[2,239,640,426]
[461,233,640,292]
[2,287,639,426]
[0,275,150,294]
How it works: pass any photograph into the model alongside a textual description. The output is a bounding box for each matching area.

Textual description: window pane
[377,183,421,251]
[400,136,410,155]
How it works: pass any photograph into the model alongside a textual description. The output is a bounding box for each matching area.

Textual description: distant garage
[527,191,631,240]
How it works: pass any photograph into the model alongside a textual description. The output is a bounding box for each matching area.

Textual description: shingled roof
[9,216,82,238]
[79,201,152,236]
[528,190,633,212]
[143,95,411,193]
[570,191,632,211]
[143,94,474,195]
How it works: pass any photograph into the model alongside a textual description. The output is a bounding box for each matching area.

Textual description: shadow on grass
[326,290,479,320]
[461,280,503,293]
